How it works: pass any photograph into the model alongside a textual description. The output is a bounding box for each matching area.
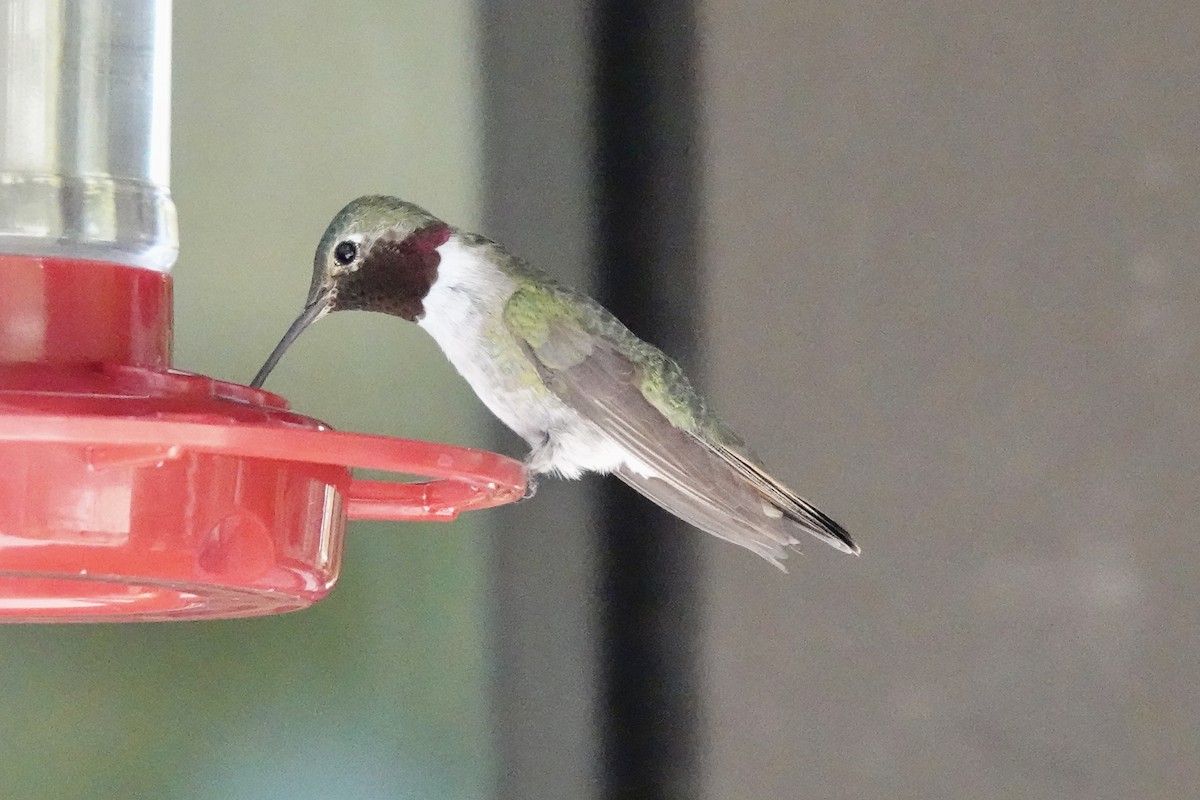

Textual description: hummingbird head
[250,195,453,387]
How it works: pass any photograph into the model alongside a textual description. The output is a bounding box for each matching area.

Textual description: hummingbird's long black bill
[249,293,331,388]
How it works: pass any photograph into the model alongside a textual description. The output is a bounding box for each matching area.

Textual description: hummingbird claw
[518,434,551,501]
[520,473,539,502]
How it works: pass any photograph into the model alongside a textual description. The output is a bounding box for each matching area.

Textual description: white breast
[417,236,635,478]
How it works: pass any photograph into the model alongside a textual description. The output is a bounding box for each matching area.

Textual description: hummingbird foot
[519,473,539,502]
[524,432,556,473]
[518,433,551,501]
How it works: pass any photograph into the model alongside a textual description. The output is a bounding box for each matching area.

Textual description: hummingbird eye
[333,241,358,266]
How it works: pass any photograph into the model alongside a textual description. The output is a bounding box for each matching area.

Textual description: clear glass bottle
[0,0,177,271]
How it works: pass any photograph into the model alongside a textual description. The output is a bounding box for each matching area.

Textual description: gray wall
[700,4,1199,798]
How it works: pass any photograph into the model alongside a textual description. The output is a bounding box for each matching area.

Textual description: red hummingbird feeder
[0,1,524,622]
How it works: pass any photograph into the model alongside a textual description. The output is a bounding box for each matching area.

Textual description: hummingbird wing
[502,284,857,566]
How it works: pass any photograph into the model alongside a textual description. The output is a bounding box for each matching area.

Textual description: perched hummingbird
[251,196,858,567]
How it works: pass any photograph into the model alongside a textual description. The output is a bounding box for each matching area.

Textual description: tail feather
[614,461,855,571]
[706,440,859,556]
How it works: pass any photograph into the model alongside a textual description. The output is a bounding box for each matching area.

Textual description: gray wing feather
[525,331,857,564]
[613,467,795,569]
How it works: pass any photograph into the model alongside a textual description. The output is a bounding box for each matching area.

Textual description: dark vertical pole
[594,2,704,798]
[480,2,600,799]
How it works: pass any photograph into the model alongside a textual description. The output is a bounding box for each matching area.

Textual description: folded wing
[503,285,857,567]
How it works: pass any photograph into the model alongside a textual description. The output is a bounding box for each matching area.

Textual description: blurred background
[1,1,1198,798]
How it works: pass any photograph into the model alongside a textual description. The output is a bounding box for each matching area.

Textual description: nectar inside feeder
[0,1,524,623]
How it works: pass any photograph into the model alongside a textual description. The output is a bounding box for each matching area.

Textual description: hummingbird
[251,196,858,567]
